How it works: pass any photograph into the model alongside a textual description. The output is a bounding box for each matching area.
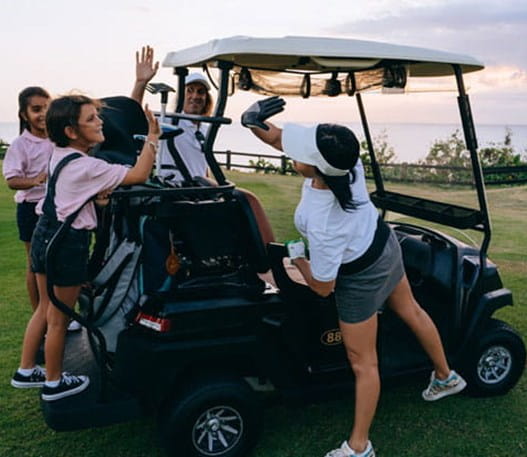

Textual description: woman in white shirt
[241,97,467,457]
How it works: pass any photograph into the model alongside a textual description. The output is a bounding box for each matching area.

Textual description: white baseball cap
[185,73,211,90]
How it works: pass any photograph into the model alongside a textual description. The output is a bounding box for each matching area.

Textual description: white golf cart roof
[163,36,484,96]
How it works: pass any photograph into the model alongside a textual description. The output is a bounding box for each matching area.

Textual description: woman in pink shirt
[2,87,53,311]
[11,94,160,401]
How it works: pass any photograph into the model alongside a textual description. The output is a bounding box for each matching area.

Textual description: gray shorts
[335,229,404,324]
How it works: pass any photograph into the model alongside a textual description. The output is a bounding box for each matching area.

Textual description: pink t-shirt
[36,147,129,230]
[2,130,53,203]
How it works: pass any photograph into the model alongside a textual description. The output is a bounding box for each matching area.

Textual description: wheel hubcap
[477,345,512,384]
[192,406,243,456]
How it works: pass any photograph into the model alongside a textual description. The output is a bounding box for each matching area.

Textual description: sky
[1,0,526,127]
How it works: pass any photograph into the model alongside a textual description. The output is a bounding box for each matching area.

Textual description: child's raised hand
[136,46,159,84]
[144,104,161,140]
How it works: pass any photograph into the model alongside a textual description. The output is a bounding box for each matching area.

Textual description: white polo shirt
[294,159,378,281]
[157,119,208,182]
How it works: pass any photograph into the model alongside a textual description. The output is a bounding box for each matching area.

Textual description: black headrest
[94,96,148,166]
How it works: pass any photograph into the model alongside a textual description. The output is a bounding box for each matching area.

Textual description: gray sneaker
[422,370,467,401]
[324,440,375,457]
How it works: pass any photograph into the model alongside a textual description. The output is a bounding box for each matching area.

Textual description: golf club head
[146,82,176,95]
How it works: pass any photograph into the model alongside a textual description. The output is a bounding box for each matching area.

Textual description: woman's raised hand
[241,96,286,131]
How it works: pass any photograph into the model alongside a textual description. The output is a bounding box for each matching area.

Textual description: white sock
[438,370,455,384]
[45,379,60,388]
[18,367,36,376]
[343,440,371,456]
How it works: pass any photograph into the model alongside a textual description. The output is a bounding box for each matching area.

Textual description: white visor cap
[281,123,348,176]
[185,72,211,90]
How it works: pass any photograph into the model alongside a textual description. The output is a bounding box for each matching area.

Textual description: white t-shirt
[158,119,208,183]
[36,147,128,230]
[2,130,53,203]
[294,159,379,282]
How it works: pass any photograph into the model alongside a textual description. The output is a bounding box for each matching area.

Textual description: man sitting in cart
[131,46,212,183]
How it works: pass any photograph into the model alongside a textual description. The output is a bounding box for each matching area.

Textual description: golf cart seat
[131,187,271,302]
[238,188,275,246]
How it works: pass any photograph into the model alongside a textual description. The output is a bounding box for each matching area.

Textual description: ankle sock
[45,379,60,388]
[437,370,455,383]
[18,367,36,376]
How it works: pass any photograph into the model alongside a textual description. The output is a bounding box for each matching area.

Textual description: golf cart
[42,36,525,457]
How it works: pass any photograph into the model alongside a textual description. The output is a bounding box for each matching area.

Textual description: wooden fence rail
[215,150,527,186]
[1,146,526,185]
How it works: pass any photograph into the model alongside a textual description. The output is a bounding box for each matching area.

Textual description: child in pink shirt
[11,94,160,401]
[2,87,53,311]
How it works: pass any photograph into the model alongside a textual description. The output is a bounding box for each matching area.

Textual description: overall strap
[164,131,194,184]
[42,153,82,221]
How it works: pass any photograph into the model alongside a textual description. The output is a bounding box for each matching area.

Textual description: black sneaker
[41,373,90,401]
[11,365,46,388]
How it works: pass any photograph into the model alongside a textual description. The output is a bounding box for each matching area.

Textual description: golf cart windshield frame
[165,36,491,258]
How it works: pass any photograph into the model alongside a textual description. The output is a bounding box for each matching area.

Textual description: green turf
[0,169,525,457]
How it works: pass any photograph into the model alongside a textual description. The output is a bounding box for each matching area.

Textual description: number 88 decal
[321,329,343,346]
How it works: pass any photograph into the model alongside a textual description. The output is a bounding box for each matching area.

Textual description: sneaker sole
[41,377,90,401]
[422,378,467,401]
[11,379,45,388]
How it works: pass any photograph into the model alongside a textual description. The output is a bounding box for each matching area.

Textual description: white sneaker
[67,320,82,332]
[422,370,467,401]
[325,440,375,457]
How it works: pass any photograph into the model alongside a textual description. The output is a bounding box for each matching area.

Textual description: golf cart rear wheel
[463,319,526,397]
[159,377,261,457]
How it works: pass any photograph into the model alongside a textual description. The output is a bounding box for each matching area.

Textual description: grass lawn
[0,169,525,457]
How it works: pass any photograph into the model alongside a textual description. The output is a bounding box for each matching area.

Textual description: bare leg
[340,313,379,453]
[23,242,39,311]
[45,285,81,381]
[20,273,49,369]
[386,275,450,379]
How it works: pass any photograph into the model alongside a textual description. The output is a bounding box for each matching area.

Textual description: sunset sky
[1,0,526,126]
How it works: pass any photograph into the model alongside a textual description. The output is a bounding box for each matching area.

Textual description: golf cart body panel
[40,36,524,457]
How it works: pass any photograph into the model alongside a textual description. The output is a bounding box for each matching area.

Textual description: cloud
[467,65,527,92]
[327,0,527,68]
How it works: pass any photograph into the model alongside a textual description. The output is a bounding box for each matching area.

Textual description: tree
[0,138,9,160]
[479,128,524,167]
[360,129,396,165]
[420,129,469,168]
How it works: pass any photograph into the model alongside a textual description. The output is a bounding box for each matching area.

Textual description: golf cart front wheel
[159,377,261,457]
[463,319,526,397]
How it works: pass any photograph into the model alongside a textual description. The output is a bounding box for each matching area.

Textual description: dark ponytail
[318,169,357,211]
[18,86,51,134]
[315,123,360,211]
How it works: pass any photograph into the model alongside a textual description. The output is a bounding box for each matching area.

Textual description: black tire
[462,319,526,397]
[159,377,261,457]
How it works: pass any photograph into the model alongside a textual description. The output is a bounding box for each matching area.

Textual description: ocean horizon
[2,121,526,164]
